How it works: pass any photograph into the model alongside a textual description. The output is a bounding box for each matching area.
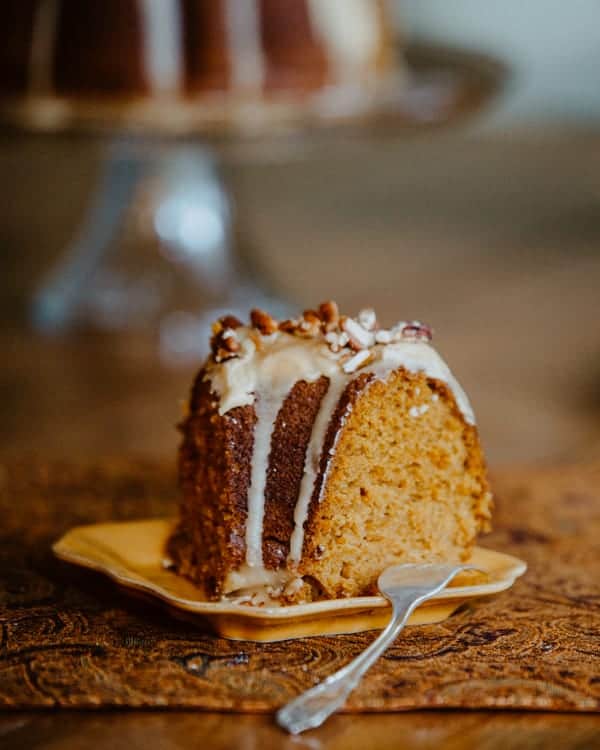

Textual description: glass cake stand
[0,42,506,364]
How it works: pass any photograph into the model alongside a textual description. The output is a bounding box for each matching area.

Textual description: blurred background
[2,0,600,467]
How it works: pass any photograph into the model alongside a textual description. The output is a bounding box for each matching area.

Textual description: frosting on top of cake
[201,302,476,597]
[205,332,340,414]
[204,303,474,425]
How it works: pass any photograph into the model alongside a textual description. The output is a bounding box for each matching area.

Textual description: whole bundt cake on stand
[168,302,492,604]
[0,1,402,338]
[0,1,503,355]
[0,0,395,108]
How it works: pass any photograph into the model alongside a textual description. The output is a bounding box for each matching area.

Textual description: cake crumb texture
[300,369,492,598]
[168,302,492,602]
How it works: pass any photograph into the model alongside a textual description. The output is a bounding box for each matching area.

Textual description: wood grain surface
[3,711,600,750]
[0,459,599,713]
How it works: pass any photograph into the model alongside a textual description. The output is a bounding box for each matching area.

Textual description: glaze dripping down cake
[168,302,492,604]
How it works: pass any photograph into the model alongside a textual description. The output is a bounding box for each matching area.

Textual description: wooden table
[2,711,600,750]
[1,459,599,749]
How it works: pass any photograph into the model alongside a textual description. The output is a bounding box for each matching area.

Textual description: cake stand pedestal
[30,137,288,364]
[2,42,506,364]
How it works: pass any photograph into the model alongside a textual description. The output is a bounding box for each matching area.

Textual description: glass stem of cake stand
[31,137,145,333]
[30,136,290,363]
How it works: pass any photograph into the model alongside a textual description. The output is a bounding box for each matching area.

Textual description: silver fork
[276,563,473,735]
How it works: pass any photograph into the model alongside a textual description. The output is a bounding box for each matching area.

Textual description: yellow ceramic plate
[53,519,526,642]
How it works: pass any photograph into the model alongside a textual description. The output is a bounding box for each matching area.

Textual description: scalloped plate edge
[53,518,526,641]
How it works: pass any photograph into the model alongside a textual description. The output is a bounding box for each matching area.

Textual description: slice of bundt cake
[168,302,492,603]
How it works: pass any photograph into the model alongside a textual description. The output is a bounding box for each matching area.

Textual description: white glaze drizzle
[206,331,340,590]
[244,389,287,568]
[224,0,266,94]
[288,374,348,564]
[138,0,183,95]
[370,342,475,425]
[224,563,289,596]
[205,332,341,416]
[205,327,476,594]
[307,0,381,84]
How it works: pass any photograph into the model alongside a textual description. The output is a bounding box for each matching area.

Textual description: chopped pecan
[302,309,322,325]
[210,326,241,362]
[211,314,242,337]
[279,318,299,334]
[250,308,278,335]
[324,331,344,352]
[342,348,374,373]
[324,330,350,352]
[340,316,375,350]
[219,314,243,330]
[318,301,339,331]
[399,321,433,342]
[297,310,322,337]
[357,308,377,331]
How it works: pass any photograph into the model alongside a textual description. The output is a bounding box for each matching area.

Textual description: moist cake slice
[167,302,492,604]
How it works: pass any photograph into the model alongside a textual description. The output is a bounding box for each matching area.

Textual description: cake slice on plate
[168,302,492,604]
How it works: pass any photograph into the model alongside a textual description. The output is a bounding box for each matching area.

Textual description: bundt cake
[0,0,394,100]
[168,302,493,604]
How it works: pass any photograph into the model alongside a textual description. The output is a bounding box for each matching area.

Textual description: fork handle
[276,591,423,735]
